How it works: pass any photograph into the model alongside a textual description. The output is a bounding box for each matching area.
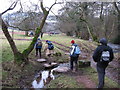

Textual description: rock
[37,59,46,63]
[52,66,69,73]
[43,62,58,69]
[78,60,91,67]
[65,53,69,55]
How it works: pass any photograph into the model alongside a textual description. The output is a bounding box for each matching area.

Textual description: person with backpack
[92,38,114,88]
[44,40,54,57]
[70,40,81,72]
[35,38,42,58]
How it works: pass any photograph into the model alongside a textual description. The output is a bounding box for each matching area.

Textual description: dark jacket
[93,44,114,67]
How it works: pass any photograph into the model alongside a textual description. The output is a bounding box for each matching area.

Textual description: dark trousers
[97,63,107,88]
[70,56,79,71]
[36,48,41,57]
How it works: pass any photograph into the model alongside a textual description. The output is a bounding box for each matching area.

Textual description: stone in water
[37,59,46,62]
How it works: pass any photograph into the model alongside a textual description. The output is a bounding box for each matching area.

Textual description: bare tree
[1,0,58,65]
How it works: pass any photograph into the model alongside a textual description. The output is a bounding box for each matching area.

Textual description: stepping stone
[65,53,69,55]
[52,66,69,73]
[78,60,91,67]
[37,59,46,63]
[43,62,58,69]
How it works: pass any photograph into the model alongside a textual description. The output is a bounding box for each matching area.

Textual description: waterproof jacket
[93,45,114,62]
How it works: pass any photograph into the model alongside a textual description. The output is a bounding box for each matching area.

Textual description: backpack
[100,50,110,62]
[37,41,42,47]
[48,43,54,50]
[72,45,81,57]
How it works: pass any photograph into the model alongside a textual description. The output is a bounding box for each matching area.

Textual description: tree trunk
[1,17,27,63]
[22,11,49,56]
[113,2,120,44]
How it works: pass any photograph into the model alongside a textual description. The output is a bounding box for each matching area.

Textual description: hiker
[44,40,54,57]
[70,40,81,72]
[32,72,45,88]
[92,38,114,88]
[35,38,42,58]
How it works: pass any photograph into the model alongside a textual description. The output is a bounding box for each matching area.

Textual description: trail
[75,75,96,88]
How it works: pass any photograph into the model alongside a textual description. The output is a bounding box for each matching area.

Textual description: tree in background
[57,2,118,42]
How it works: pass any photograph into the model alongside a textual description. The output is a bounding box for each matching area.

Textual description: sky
[0,0,119,15]
[0,0,65,15]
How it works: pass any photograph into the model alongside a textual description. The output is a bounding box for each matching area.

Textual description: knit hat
[46,40,49,42]
[71,40,75,44]
[99,38,107,45]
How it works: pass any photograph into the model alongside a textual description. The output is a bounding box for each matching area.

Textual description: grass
[46,74,84,88]
[79,67,120,88]
[1,39,31,62]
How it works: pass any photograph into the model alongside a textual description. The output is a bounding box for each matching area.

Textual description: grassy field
[1,32,119,88]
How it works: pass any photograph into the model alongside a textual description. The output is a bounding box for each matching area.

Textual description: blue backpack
[48,41,54,50]
[72,44,81,57]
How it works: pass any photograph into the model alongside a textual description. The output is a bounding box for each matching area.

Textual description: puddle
[32,70,55,88]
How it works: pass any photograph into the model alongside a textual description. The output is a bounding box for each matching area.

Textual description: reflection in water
[32,70,54,89]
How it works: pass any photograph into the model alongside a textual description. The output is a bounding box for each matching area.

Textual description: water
[31,63,70,89]
[32,70,54,89]
[108,43,120,53]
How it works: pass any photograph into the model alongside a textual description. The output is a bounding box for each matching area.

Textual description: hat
[37,38,40,40]
[46,40,49,42]
[99,38,107,45]
[71,40,75,44]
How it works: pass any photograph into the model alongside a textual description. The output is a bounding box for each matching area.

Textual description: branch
[8,25,35,31]
[40,1,48,15]
[48,0,63,12]
[0,2,17,16]
[113,2,120,15]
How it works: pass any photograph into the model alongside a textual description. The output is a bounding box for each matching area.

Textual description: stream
[32,70,55,89]
[108,43,120,53]
[31,63,70,89]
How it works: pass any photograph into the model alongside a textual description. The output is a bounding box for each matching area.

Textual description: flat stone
[65,53,69,55]
[52,66,69,73]
[37,59,46,62]
[43,62,58,69]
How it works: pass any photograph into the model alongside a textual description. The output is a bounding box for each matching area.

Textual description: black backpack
[48,43,54,50]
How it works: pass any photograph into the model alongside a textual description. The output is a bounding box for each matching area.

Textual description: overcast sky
[0,0,65,15]
[0,0,118,15]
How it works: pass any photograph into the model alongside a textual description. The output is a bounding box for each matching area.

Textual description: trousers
[36,48,41,57]
[97,63,108,88]
[70,56,79,71]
